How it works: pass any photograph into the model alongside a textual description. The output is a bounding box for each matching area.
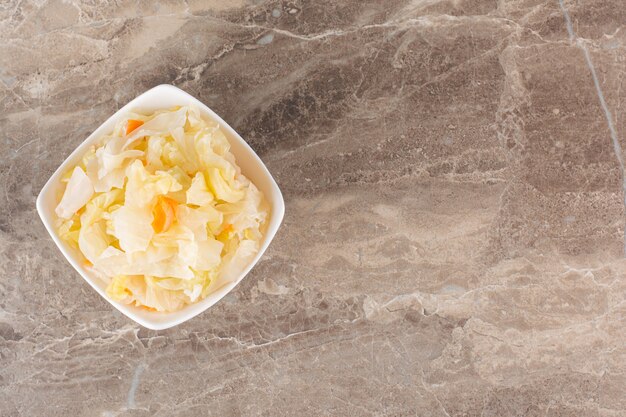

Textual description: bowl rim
[36,84,285,330]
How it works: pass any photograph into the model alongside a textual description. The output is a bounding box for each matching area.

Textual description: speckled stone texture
[1,0,625,416]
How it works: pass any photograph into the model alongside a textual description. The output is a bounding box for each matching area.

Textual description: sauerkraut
[55,106,268,312]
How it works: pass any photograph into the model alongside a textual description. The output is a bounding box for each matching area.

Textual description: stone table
[1,1,625,416]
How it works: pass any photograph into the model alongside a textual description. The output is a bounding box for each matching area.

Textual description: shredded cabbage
[55,107,269,312]
[55,167,94,219]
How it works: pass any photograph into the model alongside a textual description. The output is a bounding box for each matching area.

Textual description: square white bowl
[36,84,285,330]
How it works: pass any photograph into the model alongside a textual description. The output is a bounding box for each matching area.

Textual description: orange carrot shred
[152,196,177,233]
[125,119,144,136]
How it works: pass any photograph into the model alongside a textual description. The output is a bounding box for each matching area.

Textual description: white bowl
[36,84,285,330]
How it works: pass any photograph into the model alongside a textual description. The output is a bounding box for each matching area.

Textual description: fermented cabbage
[55,107,268,312]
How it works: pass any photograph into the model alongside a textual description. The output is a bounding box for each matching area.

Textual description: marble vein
[558,0,626,254]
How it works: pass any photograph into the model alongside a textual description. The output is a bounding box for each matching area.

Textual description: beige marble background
[1,0,625,416]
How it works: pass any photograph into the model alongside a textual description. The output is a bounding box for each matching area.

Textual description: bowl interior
[36,85,284,330]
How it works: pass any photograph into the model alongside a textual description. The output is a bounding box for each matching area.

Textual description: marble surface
[1,0,625,416]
